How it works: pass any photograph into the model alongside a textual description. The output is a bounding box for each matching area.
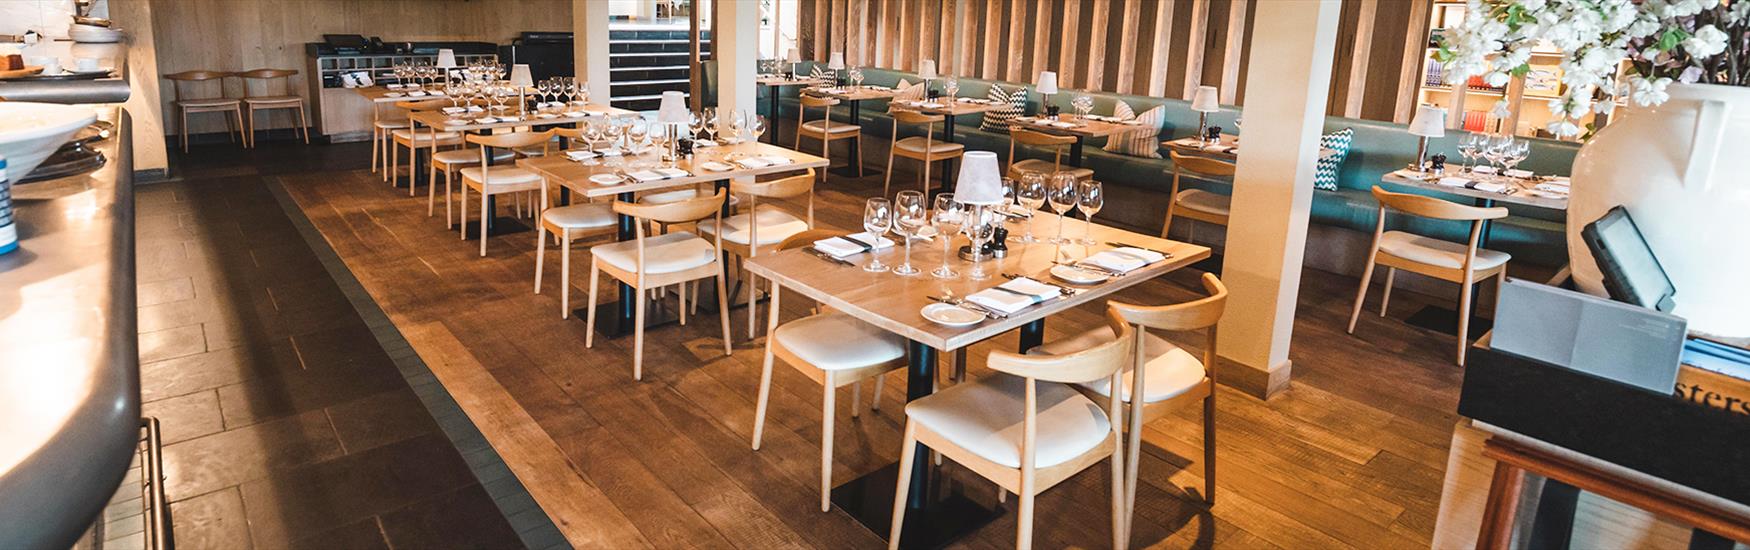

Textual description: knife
[1104,241,1172,258]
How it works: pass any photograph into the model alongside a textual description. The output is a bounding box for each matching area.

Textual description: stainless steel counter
[0,106,138,549]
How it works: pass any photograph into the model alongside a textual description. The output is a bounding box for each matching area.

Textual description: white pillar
[714,0,759,130]
[574,0,612,104]
[1215,0,1342,399]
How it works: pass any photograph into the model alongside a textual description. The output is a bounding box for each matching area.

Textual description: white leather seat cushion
[1174,189,1231,218]
[542,203,616,229]
[774,312,905,370]
[432,148,514,166]
[697,208,808,246]
[1034,327,1207,404]
[1010,159,1092,179]
[458,167,542,186]
[177,98,238,108]
[392,129,463,143]
[895,137,965,155]
[244,95,303,105]
[374,120,410,129]
[906,375,1111,469]
[801,120,861,135]
[1378,231,1510,271]
[639,188,741,208]
[592,231,717,274]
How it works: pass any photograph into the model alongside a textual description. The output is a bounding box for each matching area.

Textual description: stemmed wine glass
[688,111,708,141]
[862,198,892,273]
[942,76,960,99]
[1457,133,1482,172]
[962,207,995,281]
[1072,95,1094,118]
[1483,134,1512,170]
[848,66,865,89]
[627,118,649,151]
[728,110,748,143]
[892,191,928,276]
[1015,172,1047,243]
[1076,180,1104,245]
[701,108,719,142]
[1047,172,1079,244]
[1501,139,1530,175]
[932,194,964,279]
[582,117,604,152]
[748,115,767,143]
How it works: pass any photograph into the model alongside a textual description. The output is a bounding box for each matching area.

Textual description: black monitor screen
[1582,206,1676,312]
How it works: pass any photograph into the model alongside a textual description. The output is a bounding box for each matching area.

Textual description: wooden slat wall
[800,0,1432,122]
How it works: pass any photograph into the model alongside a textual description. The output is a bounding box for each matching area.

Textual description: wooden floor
[277,140,1473,549]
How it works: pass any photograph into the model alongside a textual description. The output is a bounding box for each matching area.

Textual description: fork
[932,292,1007,319]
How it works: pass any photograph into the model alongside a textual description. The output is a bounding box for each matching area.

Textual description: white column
[574,0,612,104]
[1215,0,1342,399]
[714,0,759,130]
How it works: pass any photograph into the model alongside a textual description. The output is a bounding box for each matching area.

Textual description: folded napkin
[565,150,598,161]
[1031,119,1056,126]
[386,84,406,89]
[466,106,486,112]
[596,148,623,157]
[1437,177,1471,187]
[1048,121,1078,129]
[693,139,720,148]
[1473,182,1508,193]
[734,156,794,169]
[626,169,687,182]
[427,90,445,96]
[956,97,977,103]
[1080,247,1168,274]
[699,161,735,172]
[1534,182,1570,193]
[407,91,427,97]
[1202,144,1234,153]
[1504,169,1535,179]
[812,232,896,258]
[441,106,466,114]
[535,113,558,119]
[1471,166,1499,175]
[561,111,587,118]
[966,278,1061,314]
[475,117,499,124]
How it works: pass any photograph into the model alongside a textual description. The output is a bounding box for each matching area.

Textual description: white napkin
[442,106,466,114]
[1535,182,1570,193]
[966,278,1060,314]
[1080,247,1167,274]
[475,117,499,124]
[466,106,485,113]
[565,150,598,161]
[387,84,405,90]
[407,91,427,97]
[1049,121,1078,128]
[694,139,720,148]
[700,161,735,172]
[596,148,623,157]
[1471,166,1499,175]
[1437,177,1471,187]
[656,168,690,178]
[1032,119,1056,126]
[562,111,587,118]
[1473,182,1508,193]
[427,90,445,96]
[812,232,896,257]
[535,113,558,119]
[1504,169,1535,179]
[626,170,667,182]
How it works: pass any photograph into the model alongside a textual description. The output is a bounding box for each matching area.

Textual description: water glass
[1015,172,1047,243]
[863,198,892,272]
[1047,172,1079,244]
[963,207,995,281]
[1077,180,1104,245]
[932,194,964,279]
[893,191,928,276]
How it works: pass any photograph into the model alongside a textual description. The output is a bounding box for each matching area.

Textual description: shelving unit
[304,48,498,142]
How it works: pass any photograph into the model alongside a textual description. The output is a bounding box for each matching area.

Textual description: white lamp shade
[1036,71,1058,95]
[509,64,534,87]
[434,49,458,68]
[657,91,689,123]
[1190,85,1220,112]
[918,59,937,80]
[827,52,845,70]
[787,47,800,63]
[1408,105,1447,138]
[955,151,1006,205]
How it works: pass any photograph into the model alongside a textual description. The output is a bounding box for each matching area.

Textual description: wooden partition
[798,0,1431,123]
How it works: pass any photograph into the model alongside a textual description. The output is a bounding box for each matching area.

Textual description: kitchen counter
[0,106,138,549]
[0,40,130,104]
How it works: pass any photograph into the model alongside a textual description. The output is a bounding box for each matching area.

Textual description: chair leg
[179,110,189,153]
[585,259,600,348]
[422,154,434,198]
[224,110,237,143]
[1347,250,1380,334]
[445,170,455,228]
[1018,485,1036,550]
[821,370,836,512]
[298,105,310,144]
[1380,267,1397,316]
[752,318,777,450]
[678,282,688,326]
[1112,435,1127,550]
[371,127,381,173]
[633,280,647,380]
[479,191,490,256]
[1456,273,1477,366]
[390,139,400,186]
[850,380,862,419]
[1204,391,1218,505]
[534,227,547,294]
[887,422,919,549]
[746,272,759,340]
[717,268,733,357]
[459,183,468,240]
[856,135,865,177]
[871,374,883,411]
[883,146,895,196]
[560,229,572,319]
[234,110,246,148]
[690,280,702,317]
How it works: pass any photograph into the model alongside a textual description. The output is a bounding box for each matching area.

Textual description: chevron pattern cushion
[980,85,1026,132]
[1314,128,1354,191]
[1101,100,1166,159]
[811,65,832,82]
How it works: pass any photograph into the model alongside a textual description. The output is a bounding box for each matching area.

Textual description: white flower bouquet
[1439,0,1750,137]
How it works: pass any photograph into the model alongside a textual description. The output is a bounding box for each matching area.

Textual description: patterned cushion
[980,85,1026,132]
[894,79,926,101]
[811,65,833,82]
[1101,100,1165,159]
[1314,128,1354,191]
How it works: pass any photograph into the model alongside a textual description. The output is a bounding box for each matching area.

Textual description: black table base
[578,294,686,339]
[455,216,531,238]
[1405,305,1494,339]
[830,463,1001,549]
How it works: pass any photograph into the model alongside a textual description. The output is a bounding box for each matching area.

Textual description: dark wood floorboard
[275,138,1472,549]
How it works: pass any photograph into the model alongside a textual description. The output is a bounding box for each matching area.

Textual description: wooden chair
[1007,127,1093,181]
[1032,273,1228,543]
[236,69,309,147]
[457,130,552,256]
[531,165,617,319]
[1163,150,1237,244]
[371,99,409,176]
[432,143,513,226]
[696,169,816,339]
[163,71,244,152]
[883,109,965,196]
[389,99,463,188]
[751,229,906,512]
[795,95,862,181]
[585,190,733,380]
[890,307,1133,550]
[1348,186,1511,366]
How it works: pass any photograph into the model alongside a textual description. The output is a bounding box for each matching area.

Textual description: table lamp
[956,151,1004,205]
[657,91,689,166]
[786,47,800,79]
[1191,85,1220,138]
[435,48,457,83]
[1036,71,1058,117]
[509,64,534,114]
[827,52,845,86]
[918,59,937,97]
[1408,105,1447,172]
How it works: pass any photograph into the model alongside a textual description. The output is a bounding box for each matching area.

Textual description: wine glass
[863,198,892,273]
[1076,180,1104,245]
[892,191,928,276]
[932,194,964,279]
[1072,95,1094,118]
[1015,172,1047,243]
[1502,139,1530,175]
[1457,133,1481,172]
[687,111,707,141]
[748,114,767,142]
[849,66,865,89]
[1047,172,1079,244]
[702,108,719,142]
[628,118,649,150]
[962,207,995,281]
[1483,134,1511,170]
[942,76,960,99]
[728,109,748,143]
[582,117,603,151]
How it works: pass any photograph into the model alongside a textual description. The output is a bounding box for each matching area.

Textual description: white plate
[1049,264,1109,285]
[922,303,984,327]
[589,174,625,185]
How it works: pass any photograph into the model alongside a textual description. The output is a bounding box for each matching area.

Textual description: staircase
[608,24,711,112]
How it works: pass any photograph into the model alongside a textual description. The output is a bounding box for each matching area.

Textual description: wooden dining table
[745,211,1210,545]
[1007,115,1140,167]
[804,85,897,176]
[519,141,831,337]
[757,74,821,144]
[1162,133,1342,161]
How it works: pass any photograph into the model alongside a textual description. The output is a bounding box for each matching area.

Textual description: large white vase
[1569,83,1750,338]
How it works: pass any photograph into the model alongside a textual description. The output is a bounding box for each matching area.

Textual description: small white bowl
[0,103,99,180]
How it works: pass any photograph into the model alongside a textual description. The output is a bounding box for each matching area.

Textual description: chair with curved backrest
[796,94,861,181]
[370,95,410,177]
[585,190,733,381]
[696,169,816,339]
[1032,273,1228,542]
[1163,150,1237,244]
[531,161,617,319]
[389,99,463,189]
[1007,127,1093,182]
[163,71,245,152]
[884,108,965,196]
[750,228,909,512]
[236,68,309,147]
[890,307,1132,550]
[431,138,513,226]
[1348,186,1511,366]
[457,130,552,256]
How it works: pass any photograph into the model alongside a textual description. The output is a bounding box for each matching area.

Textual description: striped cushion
[980,85,1026,132]
[811,65,832,82]
[894,79,926,101]
[1101,100,1165,159]
[1314,128,1354,191]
